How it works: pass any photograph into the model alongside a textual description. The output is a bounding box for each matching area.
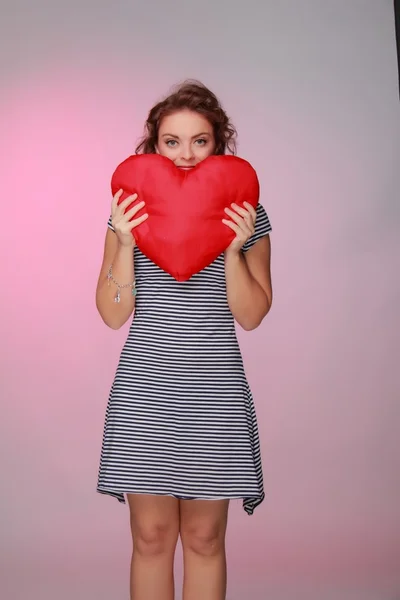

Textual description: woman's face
[156,109,216,169]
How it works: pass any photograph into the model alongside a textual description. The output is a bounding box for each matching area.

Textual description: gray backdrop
[1,1,399,599]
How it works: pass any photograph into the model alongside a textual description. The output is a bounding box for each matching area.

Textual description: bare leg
[127,494,179,600]
[180,499,230,600]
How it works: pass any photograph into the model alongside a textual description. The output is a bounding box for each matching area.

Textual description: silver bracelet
[107,264,137,303]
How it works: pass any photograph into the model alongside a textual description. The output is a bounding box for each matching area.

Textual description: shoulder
[242,203,272,253]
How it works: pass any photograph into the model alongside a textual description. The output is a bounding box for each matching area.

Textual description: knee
[132,522,178,558]
[181,525,226,557]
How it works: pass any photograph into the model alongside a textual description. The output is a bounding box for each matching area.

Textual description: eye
[166,139,178,147]
[195,138,207,146]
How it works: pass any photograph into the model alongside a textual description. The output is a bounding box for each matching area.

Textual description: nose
[180,144,194,162]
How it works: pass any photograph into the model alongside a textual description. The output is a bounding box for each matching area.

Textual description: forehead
[158,110,213,135]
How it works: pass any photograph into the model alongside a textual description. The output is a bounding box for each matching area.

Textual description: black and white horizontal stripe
[97,203,272,515]
[243,204,271,252]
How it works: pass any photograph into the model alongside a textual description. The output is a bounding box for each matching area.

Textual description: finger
[240,210,255,231]
[224,207,244,225]
[222,219,241,236]
[224,209,253,235]
[113,194,139,220]
[118,193,139,213]
[231,203,256,228]
[128,213,149,230]
[243,202,257,221]
[111,188,124,213]
[230,203,250,218]
[124,201,145,221]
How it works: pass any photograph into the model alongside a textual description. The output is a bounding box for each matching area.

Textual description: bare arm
[96,190,148,330]
[96,229,136,329]
[223,201,272,331]
[224,235,272,331]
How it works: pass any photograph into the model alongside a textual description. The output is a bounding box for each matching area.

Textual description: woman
[96,80,273,600]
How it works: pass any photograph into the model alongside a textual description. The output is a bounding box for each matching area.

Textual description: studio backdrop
[0,1,399,599]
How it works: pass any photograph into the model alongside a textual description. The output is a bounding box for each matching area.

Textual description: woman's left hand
[222,202,257,255]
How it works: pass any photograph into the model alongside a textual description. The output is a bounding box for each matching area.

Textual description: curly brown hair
[135,80,237,155]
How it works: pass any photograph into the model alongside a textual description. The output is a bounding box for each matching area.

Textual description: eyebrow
[161,132,211,139]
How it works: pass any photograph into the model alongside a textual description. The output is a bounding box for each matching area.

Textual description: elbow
[103,311,133,330]
[238,299,272,331]
[240,317,263,331]
[107,320,125,330]
[96,298,132,330]
[237,313,263,331]
[98,312,126,330]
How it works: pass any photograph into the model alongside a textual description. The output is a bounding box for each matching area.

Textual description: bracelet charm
[107,265,136,303]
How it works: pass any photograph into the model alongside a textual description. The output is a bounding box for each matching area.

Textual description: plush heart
[110,154,259,281]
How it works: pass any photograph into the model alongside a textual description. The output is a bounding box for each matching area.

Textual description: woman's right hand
[111,189,149,247]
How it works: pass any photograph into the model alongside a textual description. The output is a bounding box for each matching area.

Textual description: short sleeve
[107,215,115,232]
[242,203,272,252]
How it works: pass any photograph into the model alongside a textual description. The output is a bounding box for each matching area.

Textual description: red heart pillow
[110,154,259,281]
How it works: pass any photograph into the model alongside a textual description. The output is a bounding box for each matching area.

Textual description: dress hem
[96,487,264,516]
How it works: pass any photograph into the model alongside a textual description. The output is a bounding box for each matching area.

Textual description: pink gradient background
[1,1,399,599]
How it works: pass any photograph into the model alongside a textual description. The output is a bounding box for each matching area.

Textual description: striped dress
[97,203,272,515]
